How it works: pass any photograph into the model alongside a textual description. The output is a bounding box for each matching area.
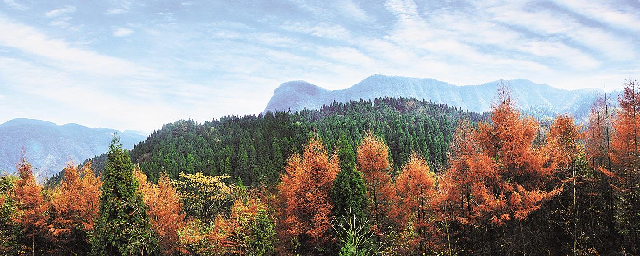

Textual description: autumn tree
[48,162,101,255]
[611,79,640,253]
[356,132,396,240]
[439,86,560,253]
[213,189,277,255]
[583,93,619,252]
[394,153,438,254]
[134,168,186,255]
[91,137,157,255]
[173,172,237,222]
[278,136,339,254]
[11,158,49,255]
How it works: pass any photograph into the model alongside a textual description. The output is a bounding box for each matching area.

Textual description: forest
[1,80,639,255]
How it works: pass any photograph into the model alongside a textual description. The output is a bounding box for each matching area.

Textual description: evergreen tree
[332,134,370,254]
[91,137,157,255]
[332,134,368,226]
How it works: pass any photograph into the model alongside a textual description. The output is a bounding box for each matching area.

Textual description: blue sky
[0,0,638,133]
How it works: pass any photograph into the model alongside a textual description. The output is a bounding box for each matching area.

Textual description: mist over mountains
[265,75,610,120]
[0,118,146,180]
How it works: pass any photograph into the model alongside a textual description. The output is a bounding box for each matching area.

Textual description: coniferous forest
[2,80,640,255]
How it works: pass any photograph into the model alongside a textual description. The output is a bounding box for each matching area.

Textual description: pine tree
[331,134,369,252]
[91,137,157,255]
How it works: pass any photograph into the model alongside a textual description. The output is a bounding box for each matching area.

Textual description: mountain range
[0,118,146,181]
[264,74,610,120]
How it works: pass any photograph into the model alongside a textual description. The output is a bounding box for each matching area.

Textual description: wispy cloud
[113,27,134,37]
[3,0,27,11]
[0,0,638,131]
[45,5,76,18]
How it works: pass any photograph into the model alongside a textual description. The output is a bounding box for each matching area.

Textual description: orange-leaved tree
[133,167,186,255]
[11,158,49,255]
[474,86,556,224]
[438,86,560,253]
[394,152,438,253]
[610,79,640,252]
[278,136,338,253]
[356,132,396,237]
[48,162,101,255]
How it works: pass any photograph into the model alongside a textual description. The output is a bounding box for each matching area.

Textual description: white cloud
[338,0,373,22]
[113,27,134,37]
[282,22,352,41]
[4,0,27,10]
[45,5,76,18]
[487,4,637,61]
[553,0,640,32]
[105,8,127,15]
[317,46,375,66]
[0,15,157,78]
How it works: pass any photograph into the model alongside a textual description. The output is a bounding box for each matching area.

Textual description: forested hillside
[128,97,487,184]
[4,81,640,255]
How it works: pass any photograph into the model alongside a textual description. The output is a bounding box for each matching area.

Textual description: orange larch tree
[438,86,560,253]
[356,132,396,237]
[610,79,640,253]
[134,168,186,255]
[474,87,556,224]
[48,162,101,255]
[394,153,438,254]
[277,136,339,253]
[11,158,49,255]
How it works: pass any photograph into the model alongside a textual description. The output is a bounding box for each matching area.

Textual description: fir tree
[91,137,157,255]
[332,134,370,252]
[332,134,368,224]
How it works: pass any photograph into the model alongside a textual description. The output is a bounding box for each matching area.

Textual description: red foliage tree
[134,168,186,255]
[48,162,101,254]
[11,158,48,255]
[610,79,640,252]
[356,132,396,235]
[611,79,640,184]
[440,87,558,226]
[394,153,438,253]
[278,136,339,253]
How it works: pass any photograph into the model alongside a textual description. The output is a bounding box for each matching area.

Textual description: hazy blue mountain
[0,118,146,181]
[264,75,610,120]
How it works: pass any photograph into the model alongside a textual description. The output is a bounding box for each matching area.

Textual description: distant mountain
[0,118,146,181]
[264,75,610,120]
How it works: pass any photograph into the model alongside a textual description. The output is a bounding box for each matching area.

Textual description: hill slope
[0,118,146,180]
[114,97,487,185]
[264,75,604,119]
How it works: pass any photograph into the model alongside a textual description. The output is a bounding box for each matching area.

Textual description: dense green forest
[73,97,487,185]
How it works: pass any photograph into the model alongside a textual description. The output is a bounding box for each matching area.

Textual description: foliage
[278,136,339,254]
[0,175,19,254]
[134,168,186,255]
[91,137,157,255]
[610,79,640,253]
[11,158,49,255]
[173,172,237,222]
[356,132,397,245]
[331,135,368,229]
[118,97,486,185]
[394,153,439,253]
[48,162,101,255]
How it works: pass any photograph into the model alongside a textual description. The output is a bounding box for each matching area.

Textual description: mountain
[0,118,146,181]
[264,75,609,120]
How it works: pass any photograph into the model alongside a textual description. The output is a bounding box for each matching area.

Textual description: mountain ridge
[0,118,147,181]
[264,75,607,119]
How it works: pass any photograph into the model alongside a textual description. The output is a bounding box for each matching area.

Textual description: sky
[0,0,638,133]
